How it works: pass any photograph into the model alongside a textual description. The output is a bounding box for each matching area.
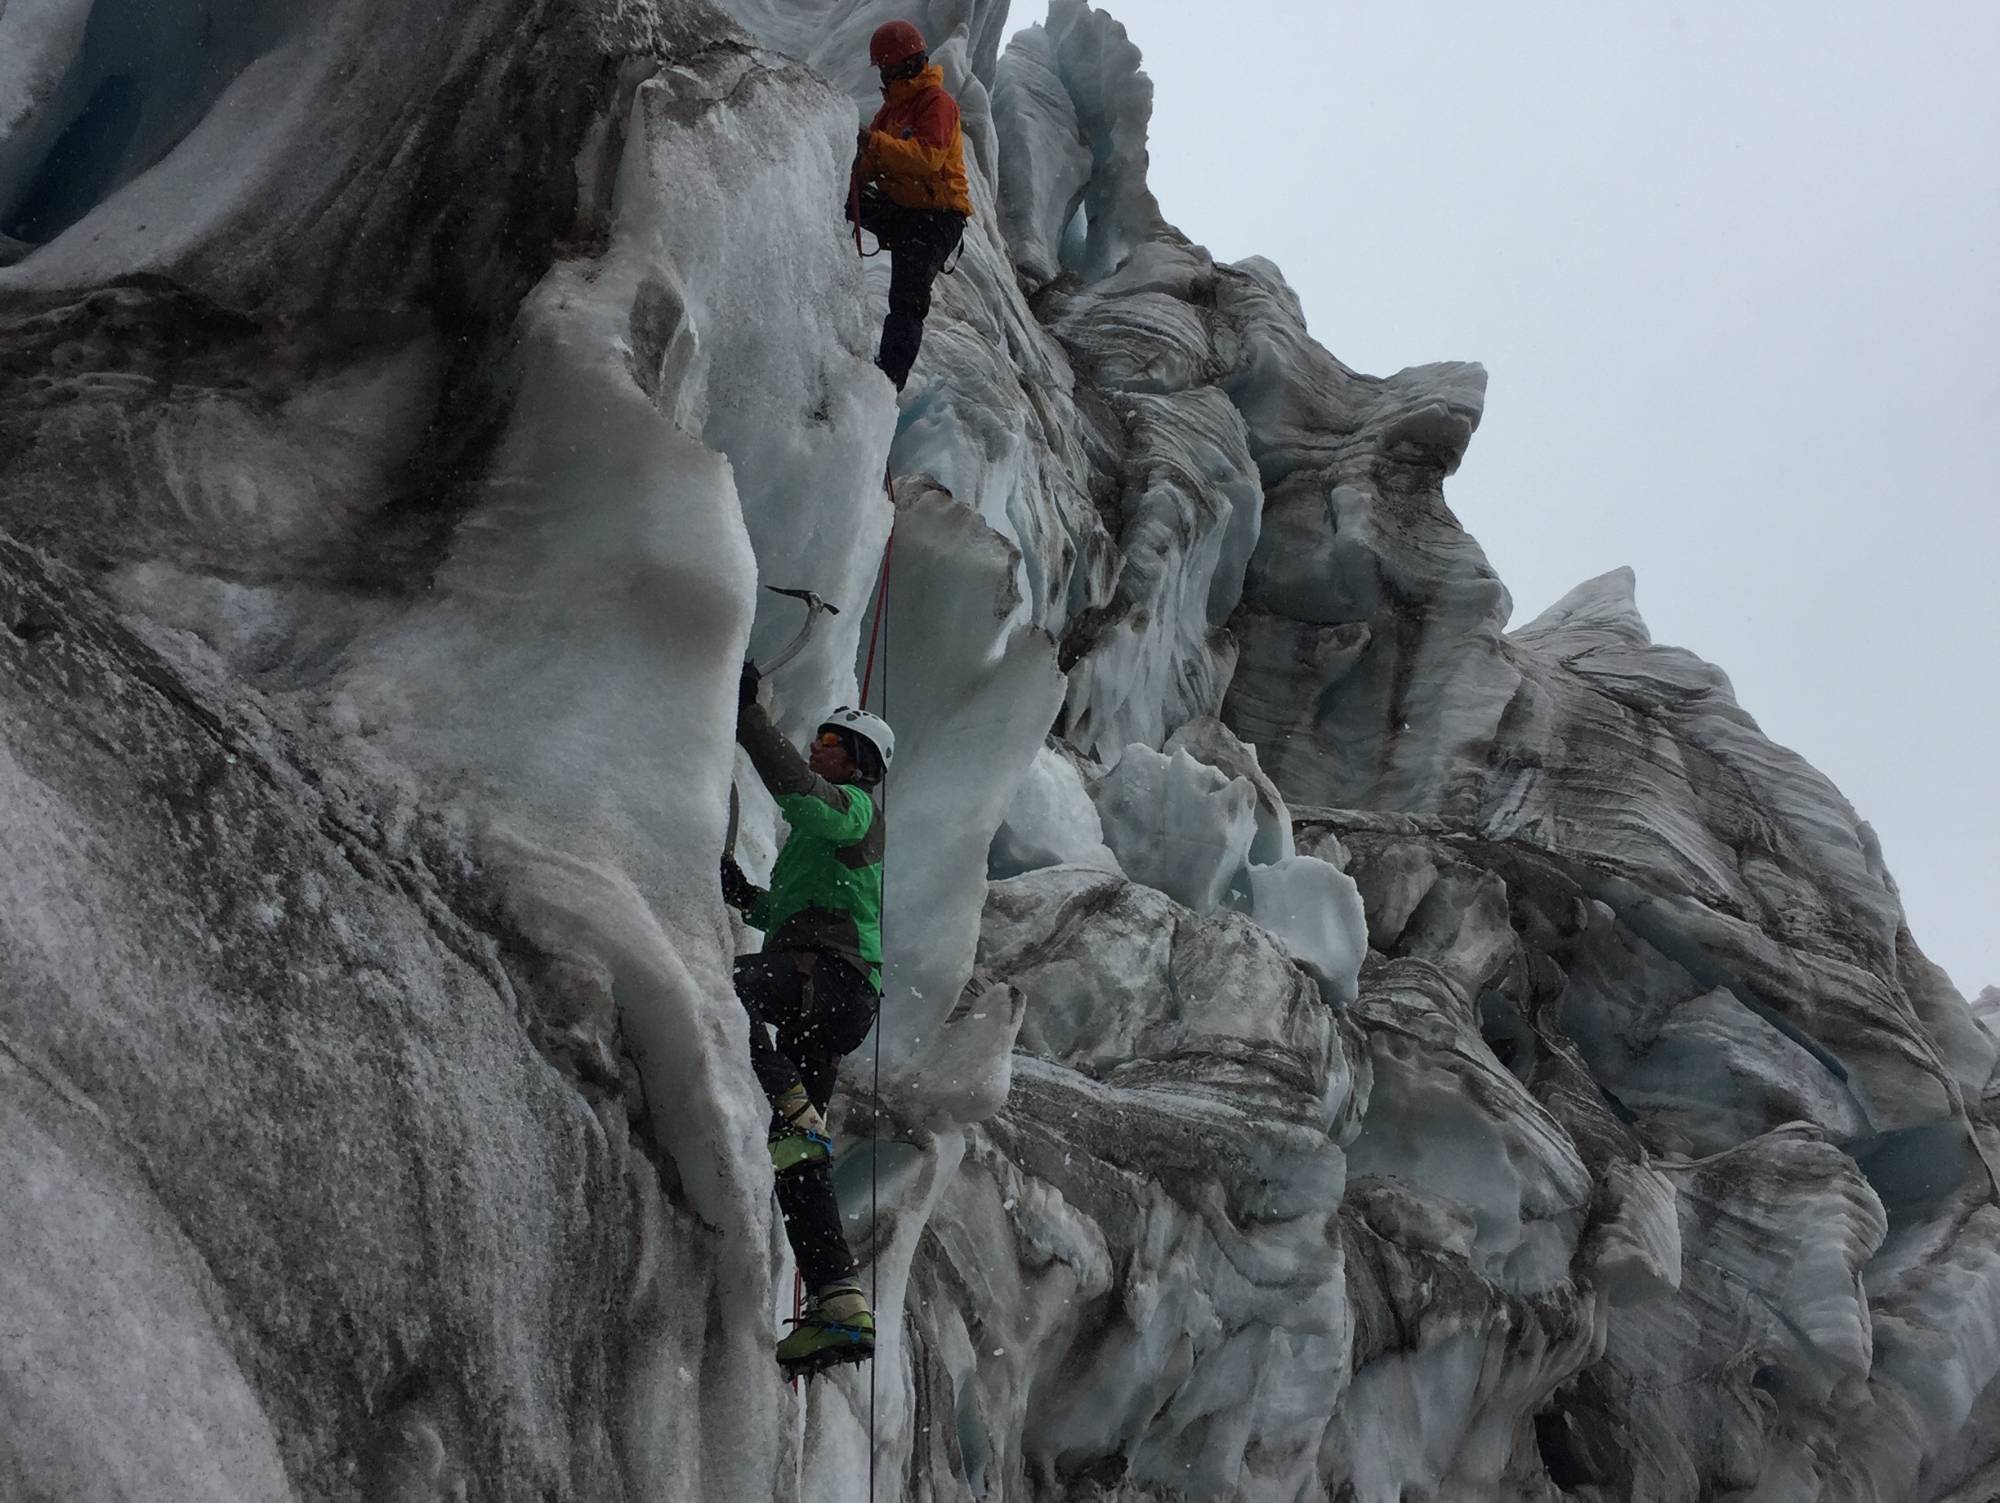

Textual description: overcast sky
[1027,0,1998,992]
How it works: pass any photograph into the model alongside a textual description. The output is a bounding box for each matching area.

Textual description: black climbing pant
[735,949,879,1290]
[850,184,966,390]
[736,949,878,1107]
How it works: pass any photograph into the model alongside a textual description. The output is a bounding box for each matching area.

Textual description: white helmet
[821,706,895,780]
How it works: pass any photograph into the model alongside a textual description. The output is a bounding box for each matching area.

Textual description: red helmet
[869,20,927,69]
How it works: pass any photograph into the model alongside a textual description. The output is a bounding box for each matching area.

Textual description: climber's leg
[736,951,876,1370]
[773,1164,874,1374]
[733,950,821,1143]
[877,239,935,390]
[776,1269,875,1374]
[776,956,878,1114]
[856,187,922,387]
[737,952,855,1267]
[773,1158,858,1290]
[733,951,807,1101]
[881,218,964,390]
[736,952,835,1178]
[858,188,963,390]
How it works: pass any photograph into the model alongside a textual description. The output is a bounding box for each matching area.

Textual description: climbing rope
[859,527,896,709]
[865,464,896,1503]
[849,173,884,259]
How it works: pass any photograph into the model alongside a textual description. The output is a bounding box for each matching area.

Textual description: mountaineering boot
[777,1283,875,1377]
[768,1082,833,1176]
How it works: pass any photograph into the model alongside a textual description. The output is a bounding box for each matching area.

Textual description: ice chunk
[1236,855,1366,1007]
[989,23,1090,287]
[984,865,1345,1078]
[1347,967,1594,1294]
[1007,0,1162,283]
[1166,715,1294,865]
[989,744,1120,879]
[1056,391,1260,763]
[1092,743,1256,913]
[1602,985,1872,1156]
[1582,1160,1683,1307]
[1089,723,1362,1003]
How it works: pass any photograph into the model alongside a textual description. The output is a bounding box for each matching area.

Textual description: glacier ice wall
[2,0,1996,1500]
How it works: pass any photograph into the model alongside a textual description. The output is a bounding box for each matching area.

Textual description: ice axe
[725,586,843,861]
[755,586,839,676]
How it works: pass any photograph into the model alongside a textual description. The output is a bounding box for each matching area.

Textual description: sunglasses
[814,731,850,750]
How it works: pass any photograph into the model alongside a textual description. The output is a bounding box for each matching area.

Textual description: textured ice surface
[3,0,1996,1499]
[989,743,1120,879]
[1093,742,1257,912]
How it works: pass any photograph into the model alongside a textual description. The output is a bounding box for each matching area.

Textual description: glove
[720,856,762,915]
[737,661,761,714]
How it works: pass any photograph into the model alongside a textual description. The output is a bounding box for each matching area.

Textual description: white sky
[1022,0,1999,993]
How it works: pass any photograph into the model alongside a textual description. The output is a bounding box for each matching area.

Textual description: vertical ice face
[2,0,1997,1501]
[0,9,854,1500]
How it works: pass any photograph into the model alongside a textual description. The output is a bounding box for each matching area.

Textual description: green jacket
[738,704,885,989]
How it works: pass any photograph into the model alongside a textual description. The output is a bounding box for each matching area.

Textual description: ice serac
[955,863,1366,1498]
[0,1,834,1497]
[3,0,1995,1499]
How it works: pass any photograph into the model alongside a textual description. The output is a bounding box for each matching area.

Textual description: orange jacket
[858,65,973,218]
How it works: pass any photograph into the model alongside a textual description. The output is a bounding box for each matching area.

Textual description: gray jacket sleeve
[737,702,848,807]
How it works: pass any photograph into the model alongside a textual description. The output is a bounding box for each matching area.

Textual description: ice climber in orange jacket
[848,20,973,390]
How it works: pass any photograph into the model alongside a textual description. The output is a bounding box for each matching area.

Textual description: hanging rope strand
[859,527,895,708]
[866,466,892,1503]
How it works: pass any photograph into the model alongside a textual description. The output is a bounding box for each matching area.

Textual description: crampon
[776,1310,876,1380]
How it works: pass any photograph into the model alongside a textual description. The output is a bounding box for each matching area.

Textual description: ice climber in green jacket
[723,663,893,1376]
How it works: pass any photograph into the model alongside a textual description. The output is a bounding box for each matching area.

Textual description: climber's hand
[720,856,762,914]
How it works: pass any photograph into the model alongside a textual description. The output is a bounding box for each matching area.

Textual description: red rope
[786,1269,803,1394]
[859,478,895,710]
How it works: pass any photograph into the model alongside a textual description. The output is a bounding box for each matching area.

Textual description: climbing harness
[848,173,890,260]
[848,171,964,274]
[849,174,871,257]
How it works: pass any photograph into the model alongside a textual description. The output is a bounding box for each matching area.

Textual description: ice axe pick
[755,586,840,675]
